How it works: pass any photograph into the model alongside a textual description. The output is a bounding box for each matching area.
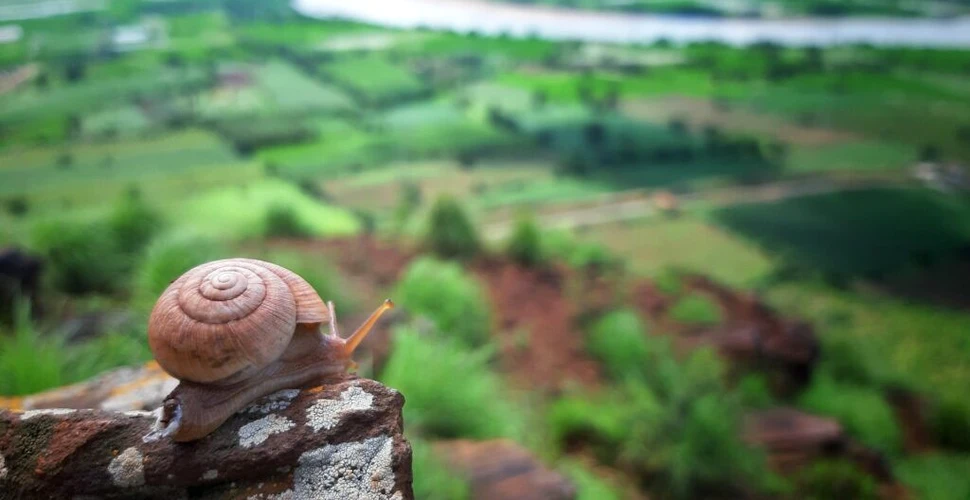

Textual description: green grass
[583,218,776,287]
[497,68,719,102]
[410,437,471,500]
[0,129,260,213]
[476,176,612,209]
[713,188,970,277]
[0,68,208,125]
[257,60,354,113]
[766,281,970,405]
[786,140,917,173]
[82,105,153,139]
[174,179,360,240]
[321,56,424,104]
[896,453,970,500]
[0,305,151,396]
[558,460,624,500]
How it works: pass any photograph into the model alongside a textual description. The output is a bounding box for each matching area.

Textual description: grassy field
[321,56,425,104]
[582,216,776,287]
[712,188,970,277]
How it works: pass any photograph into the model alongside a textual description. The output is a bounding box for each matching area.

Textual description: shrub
[134,232,226,307]
[792,460,878,500]
[798,374,902,456]
[668,294,722,325]
[411,437,470,500]
[550,340,775,498]
[506,212,543,266]
[586,309,649,381]
[394,257,491,348]
[264,203,313,239]
[380,327,524,439]
[424,196,480,260]
[107,190,164,255]
[653,266,685,295]
[543,230,618,271]
[31,219,128,295]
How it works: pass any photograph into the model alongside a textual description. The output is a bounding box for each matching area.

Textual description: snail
[143,258,394,443]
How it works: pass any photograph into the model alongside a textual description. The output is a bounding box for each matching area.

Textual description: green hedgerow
[393,257,491,348]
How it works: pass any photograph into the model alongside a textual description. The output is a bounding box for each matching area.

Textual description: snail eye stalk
[342,299,394,357]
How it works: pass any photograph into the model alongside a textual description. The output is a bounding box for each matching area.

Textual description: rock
[0,377,413,500]
[743,407,892,481]
[433,439,576,500]
[0,361,176,413]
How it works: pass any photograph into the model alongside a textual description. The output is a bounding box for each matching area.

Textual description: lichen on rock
[293,435,398,500]
[107,447,145,488]
[20,408,75,420]
[238,414,296,448]
[305,385,374,432]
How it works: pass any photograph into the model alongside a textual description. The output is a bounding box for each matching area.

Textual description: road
[482,174,914,241]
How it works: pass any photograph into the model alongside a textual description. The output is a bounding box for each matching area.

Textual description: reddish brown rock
[433,439,576,500]
[0,377,413,499]
[743,407,892,481]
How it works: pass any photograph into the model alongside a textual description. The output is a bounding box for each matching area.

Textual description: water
[293,0,970,48]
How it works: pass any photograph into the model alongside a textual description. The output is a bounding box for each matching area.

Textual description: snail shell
[148,258,329,384]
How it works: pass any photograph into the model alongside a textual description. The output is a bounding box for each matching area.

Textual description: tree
[425,196,480,260]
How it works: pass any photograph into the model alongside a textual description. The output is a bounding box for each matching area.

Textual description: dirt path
[483,172,915,240]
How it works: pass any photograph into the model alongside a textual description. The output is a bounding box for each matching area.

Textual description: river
[292,0,970,48]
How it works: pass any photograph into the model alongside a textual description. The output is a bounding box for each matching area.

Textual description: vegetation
[424,196,481,261]
[380,327,524,439]
[394,257,491,348]
[505,212,544,266]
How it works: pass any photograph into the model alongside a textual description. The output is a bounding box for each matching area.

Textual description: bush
[107,190,164,255]
[4,196,28,217]
[550,340,775,498]
[411,437,470,500]
[668,294,722,325]
[543,230,618,271]
[424,196,480,260]
[506,212,543,266]
[31,219,128,295]
[798,374,902,455]
[653,266,685,295]
[586,309,650,381]
[134,232,226,307]
[380,327,524,439]
[394,257,491,348]
[264,203,313,239]
[793,460,878,500]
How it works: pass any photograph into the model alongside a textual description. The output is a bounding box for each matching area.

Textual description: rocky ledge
[0,377,413,500]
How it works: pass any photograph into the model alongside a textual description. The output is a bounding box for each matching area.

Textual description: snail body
[144,258,393,442]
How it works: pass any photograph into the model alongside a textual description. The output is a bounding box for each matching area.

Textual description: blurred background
[1,0,970,498]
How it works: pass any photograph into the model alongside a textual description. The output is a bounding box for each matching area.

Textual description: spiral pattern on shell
[148,258,328,384]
